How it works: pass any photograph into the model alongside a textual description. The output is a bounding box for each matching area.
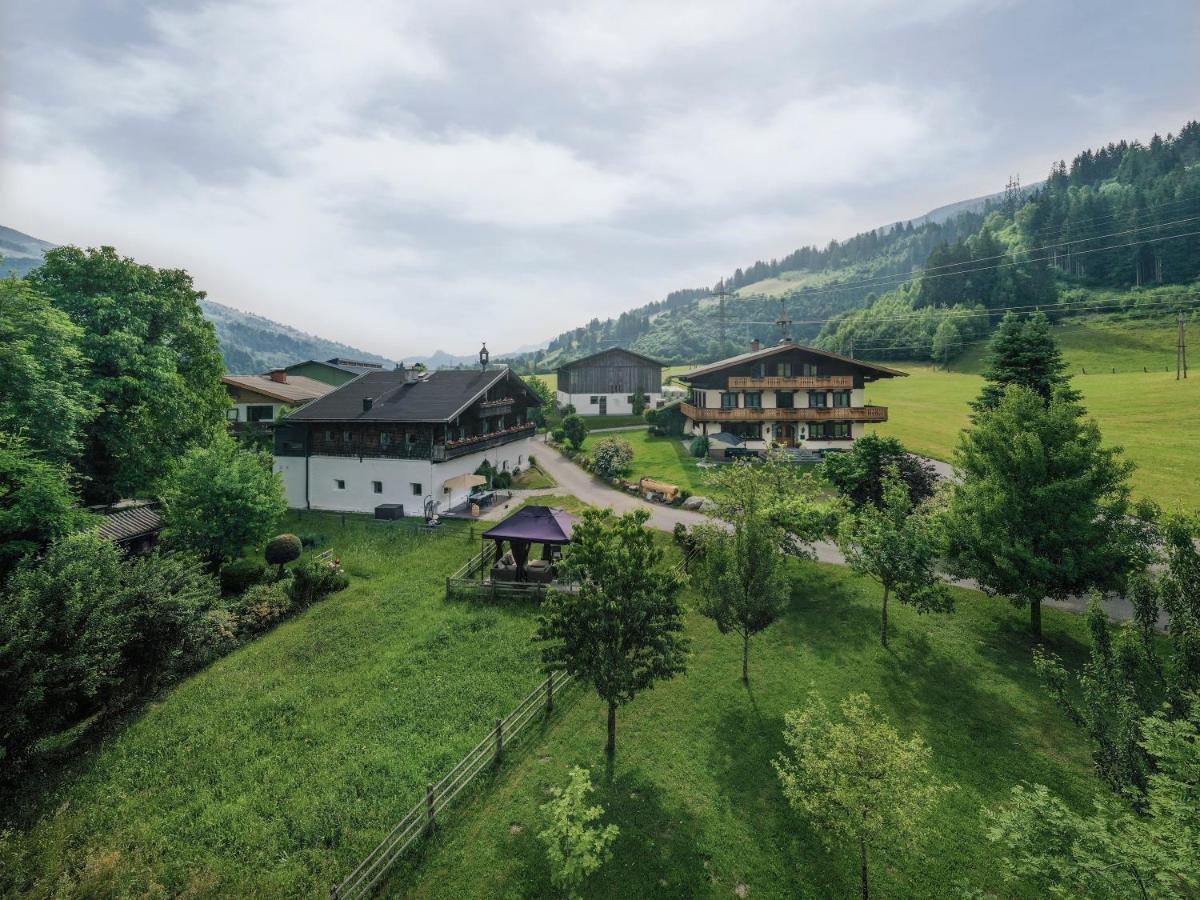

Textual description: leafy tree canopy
[29,246,228,502]
[820,434,937,509]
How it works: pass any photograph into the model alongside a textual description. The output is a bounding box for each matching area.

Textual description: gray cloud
[1,0,1195,356]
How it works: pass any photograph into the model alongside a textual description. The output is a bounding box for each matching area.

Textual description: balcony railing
[727,375,854,389]
[681,402,887,424]
[434,422,537,461]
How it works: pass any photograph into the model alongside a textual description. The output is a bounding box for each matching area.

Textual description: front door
[778,424,795,447]
[598,396,607,415]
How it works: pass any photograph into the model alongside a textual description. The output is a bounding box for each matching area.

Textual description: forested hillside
[504,121,1200,370]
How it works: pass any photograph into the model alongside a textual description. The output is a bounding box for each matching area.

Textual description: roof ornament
[479,342,489,370]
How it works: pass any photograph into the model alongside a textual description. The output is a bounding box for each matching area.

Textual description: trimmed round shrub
[220,558,266,595]
[264,533,302,574]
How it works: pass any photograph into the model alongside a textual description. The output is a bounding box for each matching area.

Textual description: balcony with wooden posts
[681,402,888,424]
[727,374,854,390]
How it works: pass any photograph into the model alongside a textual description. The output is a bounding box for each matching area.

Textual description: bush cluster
[591,438,634,478]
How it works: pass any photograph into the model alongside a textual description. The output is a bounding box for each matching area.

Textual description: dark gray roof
[556,347,666,372]
[284,366,528,423]
[282,359,382,376]
[678,342,908,380]
[97,503,163,543]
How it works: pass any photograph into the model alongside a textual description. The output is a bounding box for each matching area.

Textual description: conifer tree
[973,311,1080,413]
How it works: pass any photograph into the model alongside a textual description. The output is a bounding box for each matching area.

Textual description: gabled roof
[97,502,163,544]
[222,374,335,403]
[282,359,383,376]
[556,347,666,372]
[284,366,533,423]
[678,342,908,381]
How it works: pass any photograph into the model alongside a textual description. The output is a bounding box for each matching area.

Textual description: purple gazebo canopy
[483,505,577,545]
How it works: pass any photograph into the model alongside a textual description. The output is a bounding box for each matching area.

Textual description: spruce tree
[973,311,1081,413]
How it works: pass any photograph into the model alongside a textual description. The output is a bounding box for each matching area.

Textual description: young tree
[539,766,619,898]
[973,311,1080,413]
[820,433,938,509]
[523,375,554,426]
[160,435,287,569]
[536,508,688,756]
[29,246,228,502]
[837,471,951,647]
[696,497,791,683]
[0,432,94,577]
[930,316,962,366]
[706,452,833,554]
[561,413,589,450]
[986,698,1200,899]
[590,437,633,478]
[630,387,648,416]
[774,692,950,900]
[942,385,1151,638]
[0,278,94,465]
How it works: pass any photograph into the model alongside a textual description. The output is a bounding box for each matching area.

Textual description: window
[778,362,792,377]
[743,391,763,409]
[411,482,423,496]
[810,422,851,440]
[626,395,634,404]
[589,396,599,404]
[247,404,274,422]
[335,479,346,490]
[226,408,239,421]
[777,391,795,409]
[832,390,851,408]
[324,429,333,442]
[342,430,351,442]
[691,389,706,407]
[372,481,382,494]
[721,392,738,409]
[801,363,819,376]
[406,432,416,445]
[380,432,391,447]
[808,391,828,409]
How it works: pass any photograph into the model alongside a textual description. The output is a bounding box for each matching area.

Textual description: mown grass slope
[579,429,710,495]
[1,513,549,898]
[400,562,1102,899]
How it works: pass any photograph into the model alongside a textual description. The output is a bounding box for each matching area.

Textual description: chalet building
[222,370,334,425]
[555,348,666,416]
[274,354,540,517]
[281,357,387,387]
[677,339,906,453]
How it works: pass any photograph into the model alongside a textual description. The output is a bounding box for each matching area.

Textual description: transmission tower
[717,285,727,354]
[1004,174,1022,215]
[775,298,793,343]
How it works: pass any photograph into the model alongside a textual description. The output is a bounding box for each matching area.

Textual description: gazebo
[481,505,577,583]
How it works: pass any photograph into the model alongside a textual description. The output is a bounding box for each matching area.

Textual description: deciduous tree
[696,496,790,683]
[706,453,833,554]
[820,433,938,509]
[160,435,286,569]
[774,692,949,900]
[837,470,951,647]
[561,413,589,450]
[539,766,619,898]
[536,508,687,756]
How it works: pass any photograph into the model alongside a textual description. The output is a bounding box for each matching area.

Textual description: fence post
[546,672,554,714]
[495,717,504,762]
[330,882,340,899]
[426,782,436,832]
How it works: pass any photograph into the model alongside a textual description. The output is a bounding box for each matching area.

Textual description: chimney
[750,338,761,352]
[362,398,373,411]
[269,368,288,383]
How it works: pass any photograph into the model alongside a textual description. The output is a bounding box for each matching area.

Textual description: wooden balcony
[727,375,854,389]
[681,402,888,424]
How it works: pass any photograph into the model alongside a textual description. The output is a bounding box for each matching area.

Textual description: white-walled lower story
[274,436,536,516]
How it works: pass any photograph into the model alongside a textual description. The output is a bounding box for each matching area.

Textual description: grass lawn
[399,562,1102,899]
[512,462,557,490]
[580,429,711,495]
[1,512,552,898]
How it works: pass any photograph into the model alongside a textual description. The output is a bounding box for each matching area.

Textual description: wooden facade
[556,348,664,395]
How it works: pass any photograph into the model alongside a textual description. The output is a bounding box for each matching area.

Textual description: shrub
[493,471,513,490]
[297,532,326,549]
[690,435,710,458]
[551,428,567,444]
[591,438,634,478]
[264,533,302,576]
[672,521,688,546]
[561,414,589,450]
[539,767,619,897]
[231,581,293,637]
[528,454,538,468]
[220,558,266,595]
[288,555,349,610]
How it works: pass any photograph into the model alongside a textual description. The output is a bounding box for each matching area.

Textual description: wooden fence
[331,669,575,899]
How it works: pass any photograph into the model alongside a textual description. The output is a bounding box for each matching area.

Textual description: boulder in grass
[682,495,707,511]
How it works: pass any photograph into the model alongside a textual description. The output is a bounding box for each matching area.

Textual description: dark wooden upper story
[556,348,665,395]
[678,343,906,392]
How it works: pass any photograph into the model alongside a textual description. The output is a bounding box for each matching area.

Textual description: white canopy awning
[443,473,488,492]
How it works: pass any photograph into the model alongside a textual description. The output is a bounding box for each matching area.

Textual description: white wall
[273,435,536,516]
[558,391,661,416]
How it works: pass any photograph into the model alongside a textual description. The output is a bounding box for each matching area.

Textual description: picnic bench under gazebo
[481,505,577,584]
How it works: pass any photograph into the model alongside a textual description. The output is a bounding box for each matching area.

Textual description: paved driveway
[531,436,1163,629]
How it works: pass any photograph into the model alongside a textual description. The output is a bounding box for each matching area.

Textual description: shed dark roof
[284,366,525,423]
[97,502,164,544]
[678,342,908,381]
[222,373,334,403]
[556,347,666,372]
[483,506,577,544]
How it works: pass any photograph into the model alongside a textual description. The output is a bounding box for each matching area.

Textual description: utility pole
[716,285,727,354]
[775,298,793,343]
[1178,310,1189,380]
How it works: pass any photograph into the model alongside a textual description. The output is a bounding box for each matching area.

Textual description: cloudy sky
[2,1,1196,358]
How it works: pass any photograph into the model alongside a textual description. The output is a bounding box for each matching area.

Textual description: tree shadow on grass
[775,563,882,661]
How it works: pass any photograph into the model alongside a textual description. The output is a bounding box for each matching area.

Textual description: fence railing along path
[331,668,575,899]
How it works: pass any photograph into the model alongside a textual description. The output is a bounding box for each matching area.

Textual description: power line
[723,228,1200,332]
